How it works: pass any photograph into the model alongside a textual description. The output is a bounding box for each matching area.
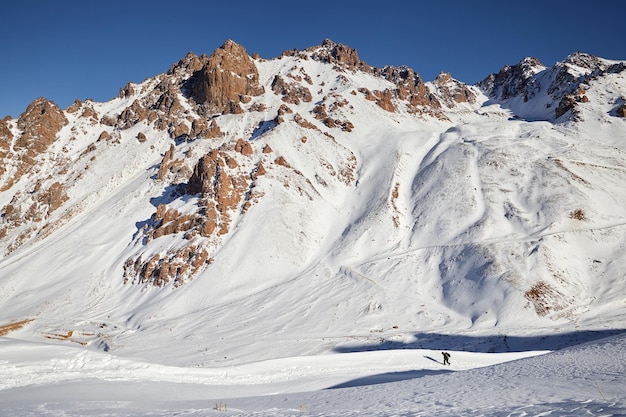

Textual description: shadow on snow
[327,368,451,390]
[332,329,626,354]
[327,329,625,389]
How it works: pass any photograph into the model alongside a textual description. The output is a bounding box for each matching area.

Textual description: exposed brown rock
[100,115,116,126]
[616,103,626,117]
[254,162,266,178]
[275,104,293,124]
[359,88,377,102]
[0,319,34,337]
[15,98,68,154]
[311,98,354,131]
[190,118,222,139]
[249,102,267,112]
[271,75,312,104]
[117,100,149,129]
[278,104,293,115]
[167,52,208,77]
[524,280,567,316]
[154,83,184,115]
[432,72,477,107]
[1,99,69,193]
[97,131,112,142]
[151,204,197,239]
[188,150,219,195]
[307,39,370,72]
[274,156,291,168]
[136,132,147,142]
[358,88,397,112]
[0,178,70,254]
[294,113,318,130]
[156,144,176,180]
[385,66,443,112]
[235,138,253,156]
[119,82,135,98]
[374,89,396,112]
[66,99,82,114]
[81,106,99,122]
[478,57,544,101]
[170,121,189,139]
[555,95,577,119]
[123,245,210,287]
[186,40,265,114]
[40,182,69,215]
[186,147,252,235]
[0,119,12,178]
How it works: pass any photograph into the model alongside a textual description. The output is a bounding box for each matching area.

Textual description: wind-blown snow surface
[0,333,624,416]
[1,45,626,415]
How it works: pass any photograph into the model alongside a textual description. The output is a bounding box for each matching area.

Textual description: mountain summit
[1,40,625,364]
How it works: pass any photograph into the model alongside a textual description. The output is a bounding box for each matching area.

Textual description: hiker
[442,351,451,365]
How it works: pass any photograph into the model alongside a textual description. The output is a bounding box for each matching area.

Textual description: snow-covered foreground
[0,332,624,416]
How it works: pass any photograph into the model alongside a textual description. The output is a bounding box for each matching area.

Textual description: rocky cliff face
[185,40,265,115]
[0,98,71,250]
[478,57,545,101]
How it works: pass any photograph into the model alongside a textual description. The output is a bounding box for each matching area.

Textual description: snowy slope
[0,331,623,415]
[0,40,625,415]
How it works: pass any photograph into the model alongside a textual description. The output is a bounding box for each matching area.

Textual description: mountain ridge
[0,39,625,366]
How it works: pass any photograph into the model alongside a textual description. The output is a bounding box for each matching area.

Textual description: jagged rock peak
[305,38,370,71]
[519,56,544,69]
[433,72,454,84]
[501,56,545,79]
[432,72,477,106]
[562,51,601,69]
[15,98,68,152]
[184,39,264,115]
[477,56,545,101]
[167,51,209,76]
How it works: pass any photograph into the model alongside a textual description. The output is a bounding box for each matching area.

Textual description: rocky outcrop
[167,51,209,77]
[311,95,354,131]
[478,57,544,101]
[123,245,210,288]
[307,39,371,72]
[187,149,251,236]
[185,40,265,114]
[271,75,313,104]
[432,72,477,107]
[117,99,149,129]
[555,88,590,119]
[1,98,68,191]
[0,118,13,178]
[40,182,69,215]
[124,141,261,287]
[0,178,69,253]
[148,142,259,240]
[15,98,68,154]
[479,52,625,120]
[376,65,446,116]
[155,143,189,182]
[190,118,222,139]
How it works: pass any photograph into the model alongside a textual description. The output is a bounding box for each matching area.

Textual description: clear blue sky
[1,0,624,118]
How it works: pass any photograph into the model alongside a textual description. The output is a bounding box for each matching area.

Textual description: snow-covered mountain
[1,37,625,377]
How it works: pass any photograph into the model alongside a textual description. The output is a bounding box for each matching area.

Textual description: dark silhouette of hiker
[442,351,451,365]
